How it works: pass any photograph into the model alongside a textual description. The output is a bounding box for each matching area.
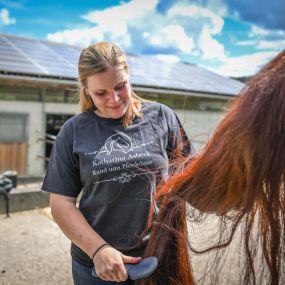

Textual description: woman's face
[86,66,132,119]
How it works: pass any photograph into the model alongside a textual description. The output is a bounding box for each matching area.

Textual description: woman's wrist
[91,243,110,260]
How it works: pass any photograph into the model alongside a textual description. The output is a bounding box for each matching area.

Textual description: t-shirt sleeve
[41,125,82,198]
[163,106,194,159]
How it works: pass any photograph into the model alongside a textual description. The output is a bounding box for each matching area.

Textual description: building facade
[0,33,244,176]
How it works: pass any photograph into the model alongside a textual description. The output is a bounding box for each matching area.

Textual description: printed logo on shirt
[85,133,152,156]
[85,132,159,184]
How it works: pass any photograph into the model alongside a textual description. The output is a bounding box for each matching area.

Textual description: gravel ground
[0,208,72,285]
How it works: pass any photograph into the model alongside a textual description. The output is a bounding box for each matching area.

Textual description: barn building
[0,33,244,176]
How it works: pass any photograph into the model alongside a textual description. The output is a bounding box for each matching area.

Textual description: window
[0,113,27,142]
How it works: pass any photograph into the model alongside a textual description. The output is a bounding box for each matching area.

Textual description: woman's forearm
[49,193,106,258]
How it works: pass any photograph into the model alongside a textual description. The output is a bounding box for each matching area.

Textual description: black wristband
[91,243,109,260]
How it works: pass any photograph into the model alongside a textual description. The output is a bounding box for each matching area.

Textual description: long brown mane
[140,49,285,285]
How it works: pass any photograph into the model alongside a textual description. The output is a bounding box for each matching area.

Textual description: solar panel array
[0,33,244,96]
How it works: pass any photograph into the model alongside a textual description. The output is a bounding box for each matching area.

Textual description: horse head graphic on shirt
[101,133,134,155]
[85,133,152,156]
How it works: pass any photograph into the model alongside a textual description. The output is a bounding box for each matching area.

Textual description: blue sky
[0,0,284,77]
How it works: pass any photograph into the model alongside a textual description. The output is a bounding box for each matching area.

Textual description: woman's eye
[115,82,126,90]
[95,91,106,96]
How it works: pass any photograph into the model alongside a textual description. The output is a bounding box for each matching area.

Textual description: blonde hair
[78,42,142,127]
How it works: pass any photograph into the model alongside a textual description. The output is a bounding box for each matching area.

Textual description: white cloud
[162,25,194,53]
[167,3,226,60]
[235,40,257,46]
[241,25,285,51]
[47,26,132,49]
[80,0,159,48]
[82,0,159,23]
[142,32,150,38]
[47,0,158,48]
[249,25,269,37]
[212,51,278,77]
[149,34,162,45]
[168,4,224,34]
[199,27,226,60]
[146,24,194,54]
[201,0,228,17]
[257,40,285,50]
[46,0,226,62]
[236,35,285,52]
[155,54,180,63]
[47,27,104,47]
[249,25,285,39]
[0,8,16,26]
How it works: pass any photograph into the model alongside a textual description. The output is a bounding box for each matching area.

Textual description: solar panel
[45,44,81,65]
[0,36,45,75]
[0,33,244,95]
[6,36,78,77]
[128,56,243,95]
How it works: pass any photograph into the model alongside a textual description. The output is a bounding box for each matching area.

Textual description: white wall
[175,109,225,150]
[45,103,79,114]
[0,101,45,175]
[0,101,80,176]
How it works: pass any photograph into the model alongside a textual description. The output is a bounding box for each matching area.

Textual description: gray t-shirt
[42,102,192,266]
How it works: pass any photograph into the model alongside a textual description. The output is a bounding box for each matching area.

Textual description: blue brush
[92,256,158,280]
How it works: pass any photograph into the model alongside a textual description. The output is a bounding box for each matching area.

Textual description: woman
[42,42,192,285]
[141,49,285,285]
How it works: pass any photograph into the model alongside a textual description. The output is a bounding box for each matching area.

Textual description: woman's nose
[110,90,120,102]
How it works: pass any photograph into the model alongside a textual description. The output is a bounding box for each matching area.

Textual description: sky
[0,0,284,78]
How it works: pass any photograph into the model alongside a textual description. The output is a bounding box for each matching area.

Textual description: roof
[0,33,244,97]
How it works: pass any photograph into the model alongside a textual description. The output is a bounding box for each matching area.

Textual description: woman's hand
[93,246,141,282]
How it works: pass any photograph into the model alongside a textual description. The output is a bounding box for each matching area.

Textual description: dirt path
[0,209,72,285]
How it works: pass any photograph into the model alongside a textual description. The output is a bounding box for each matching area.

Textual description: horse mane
[140,49,285,285]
